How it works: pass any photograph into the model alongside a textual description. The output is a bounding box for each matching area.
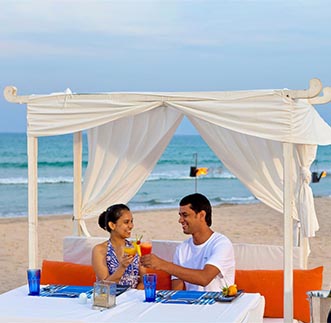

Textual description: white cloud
[0,1,171,35]
[0,0,330,57]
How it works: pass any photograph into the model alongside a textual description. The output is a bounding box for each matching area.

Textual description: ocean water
[0,133,330,218]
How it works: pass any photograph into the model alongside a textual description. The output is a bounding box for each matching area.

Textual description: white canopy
[4,79,331,322]
[23,87,331,233]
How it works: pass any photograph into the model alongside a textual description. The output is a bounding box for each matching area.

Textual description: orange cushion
[40,260,96,286]
[145,268,171,290]
[235,266,323,323]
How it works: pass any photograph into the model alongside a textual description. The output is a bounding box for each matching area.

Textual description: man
[140,193,235,291]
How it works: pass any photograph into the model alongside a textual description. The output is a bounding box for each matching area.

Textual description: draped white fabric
[295,144,319,237]
[82,107,183,218]
[189,117,286,215]
[27,91,331,144]
[190,117,320,237]
[25,89,331,238]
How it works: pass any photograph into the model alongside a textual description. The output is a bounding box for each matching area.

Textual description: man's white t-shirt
[172,232,235,291]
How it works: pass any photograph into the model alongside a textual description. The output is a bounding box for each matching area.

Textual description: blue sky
[1,0,331,134]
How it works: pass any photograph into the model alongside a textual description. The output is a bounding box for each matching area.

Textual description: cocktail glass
[140,240,152,256]
[123,245,136,256]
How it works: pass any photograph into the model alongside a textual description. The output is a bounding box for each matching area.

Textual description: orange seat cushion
[40,260,96,286]
[145,268,172,290]
[235,266,323,323]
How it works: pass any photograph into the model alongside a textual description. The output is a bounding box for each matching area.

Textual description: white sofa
[63,236,303,270]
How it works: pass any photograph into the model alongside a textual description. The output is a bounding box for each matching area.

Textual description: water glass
[143,273,157,302]
[27,269,40,296]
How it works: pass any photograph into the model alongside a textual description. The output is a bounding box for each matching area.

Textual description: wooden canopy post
[27,136,38,268]
[283,142,294,322]
[73,131,83,236]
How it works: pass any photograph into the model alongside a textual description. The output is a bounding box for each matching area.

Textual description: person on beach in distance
[92,204,145,289]
[140,193,235,291]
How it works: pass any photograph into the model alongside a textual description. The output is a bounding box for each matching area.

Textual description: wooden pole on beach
[73,132,83,236]
[283,143,294,322]
[27,136,38,269]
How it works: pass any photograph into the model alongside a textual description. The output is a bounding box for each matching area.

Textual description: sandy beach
[0,197,330,294]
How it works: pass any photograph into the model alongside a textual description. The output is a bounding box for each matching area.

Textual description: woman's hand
[119,254,135,269]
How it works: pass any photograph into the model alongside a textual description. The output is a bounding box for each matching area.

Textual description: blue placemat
[156,290,244,304]
[156,290,207,304]
[40,284,130,298]
[170,291,205,299]
[40,285,93,298]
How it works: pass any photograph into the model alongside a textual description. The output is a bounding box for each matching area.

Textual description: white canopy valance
[26,89,331,144]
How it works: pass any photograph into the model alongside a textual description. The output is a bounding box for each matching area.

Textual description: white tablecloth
[0,286,265,323]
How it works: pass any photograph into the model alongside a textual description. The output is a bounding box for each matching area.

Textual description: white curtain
[81,106,183,218]
[189,117,288,214]
[28,94,164,137]
[187,117,320,238]
[295,144,319,237]
[25,90,331,237]
[165,96,331,145]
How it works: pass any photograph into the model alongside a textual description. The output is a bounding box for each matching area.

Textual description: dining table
[0,285,265,323]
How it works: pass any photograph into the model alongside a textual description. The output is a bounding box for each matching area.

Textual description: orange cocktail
[123,246,136,256]
[140,241,152,256]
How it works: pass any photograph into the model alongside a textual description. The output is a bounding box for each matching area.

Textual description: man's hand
[140,253,164,270]
[141,254,220,288]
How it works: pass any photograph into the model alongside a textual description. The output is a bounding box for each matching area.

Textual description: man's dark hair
[179,193,212,226]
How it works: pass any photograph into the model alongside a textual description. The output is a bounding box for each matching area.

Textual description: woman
[92,204,145,288]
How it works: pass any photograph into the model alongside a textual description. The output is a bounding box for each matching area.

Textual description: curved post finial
[309,87,331,105]
[284,78,323,99]
[4,85,29,104]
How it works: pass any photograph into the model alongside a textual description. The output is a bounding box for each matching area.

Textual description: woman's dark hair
[179,193,212,226]
[98,204,130,232]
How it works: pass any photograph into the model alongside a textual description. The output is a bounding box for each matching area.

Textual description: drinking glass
[27,269,40,296]
[123,245,136,256]
[140,240,152,256]
[143,273,157,302]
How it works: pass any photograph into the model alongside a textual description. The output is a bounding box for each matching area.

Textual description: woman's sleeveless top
[106,239,139,288]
